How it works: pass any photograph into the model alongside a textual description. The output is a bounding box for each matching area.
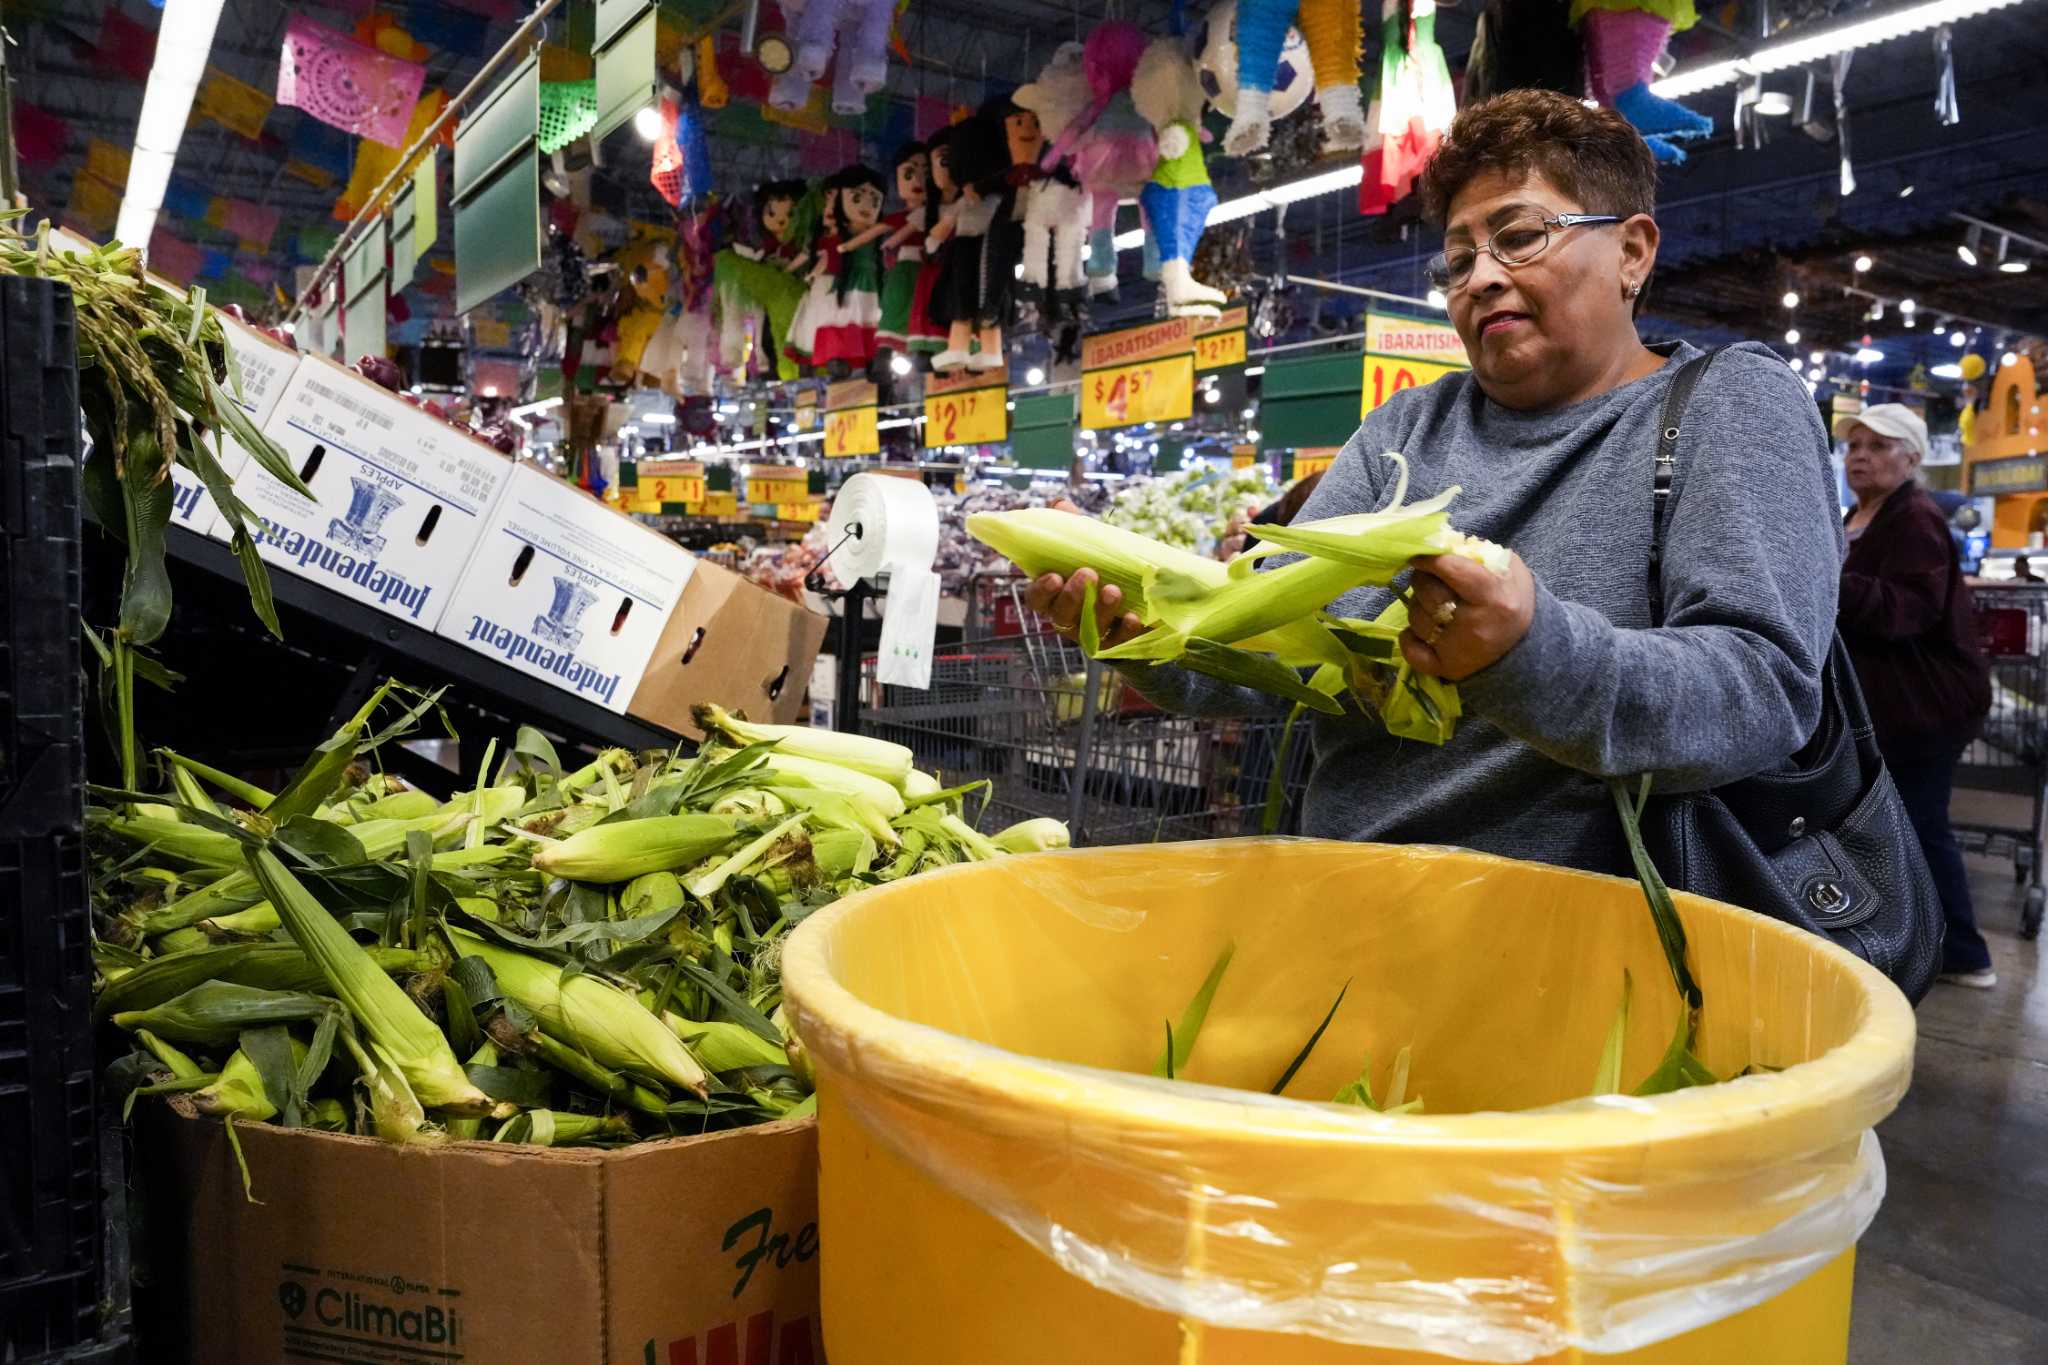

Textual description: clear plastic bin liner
[781,840,1916,1361]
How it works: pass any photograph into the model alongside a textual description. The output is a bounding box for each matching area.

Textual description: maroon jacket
[1839,483,1991,758]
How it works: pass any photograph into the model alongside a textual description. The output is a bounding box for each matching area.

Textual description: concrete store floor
[1850,849,2048,1362]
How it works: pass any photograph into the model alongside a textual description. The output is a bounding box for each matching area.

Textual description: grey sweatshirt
[1123,340,1845,877]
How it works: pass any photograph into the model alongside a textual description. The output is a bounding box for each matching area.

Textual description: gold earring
[1626,281,1641,298]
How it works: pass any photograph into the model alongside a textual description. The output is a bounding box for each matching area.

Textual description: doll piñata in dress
[876,141,935,357]
[789,164,889,376]
[925,112,1014,373]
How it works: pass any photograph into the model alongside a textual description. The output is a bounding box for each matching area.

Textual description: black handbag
[1636,351,1946,1002]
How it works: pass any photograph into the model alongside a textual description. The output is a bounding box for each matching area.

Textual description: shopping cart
[1954,584,2048,939]
[856,581,1315,845]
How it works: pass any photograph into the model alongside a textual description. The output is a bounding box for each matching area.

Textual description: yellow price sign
[1081,354,1195,430]
[750,478,810,504]
[642,474,706,505]
[923,383,1007,448]
[824,405,878,457]
[776,501,823,523]
[703,491,739,516]
[1195,327,1246,371]
[1292,448,1339,478]
[1361,352,1465,417]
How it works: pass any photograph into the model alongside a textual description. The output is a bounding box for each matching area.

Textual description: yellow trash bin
[781,840,1917,1364]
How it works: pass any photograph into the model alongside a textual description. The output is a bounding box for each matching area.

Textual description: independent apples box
[440,462,695,712]
[170,316,302,535]
[136,1105,822,1365]
[228,354,511,631]
[630,559,831,739]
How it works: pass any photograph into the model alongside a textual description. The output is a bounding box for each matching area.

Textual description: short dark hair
[1418,89,1659,227]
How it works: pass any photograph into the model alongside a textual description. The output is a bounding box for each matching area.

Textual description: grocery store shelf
[146,521,679,753]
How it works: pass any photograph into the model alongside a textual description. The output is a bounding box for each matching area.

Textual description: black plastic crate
[0,275,84,837]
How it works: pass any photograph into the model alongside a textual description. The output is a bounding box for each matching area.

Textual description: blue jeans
[1887,747,1995,973]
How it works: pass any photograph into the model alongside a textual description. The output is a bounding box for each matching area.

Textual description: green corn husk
[337,1023,443,1144]
[766,784,898,846]
[138,870,265,935]
[347,790,441,822]
[444,1040,502,1140]
[247,846,491,1114]
[492,1109,635,1147]
[99,816,244,871]
[111,981,333,1047]
[990,818,1071,853]
[449,930,710,1097]
[195,1035,309,1121]
[752,751,906,819]
[693,703,914,787]
[810,827,877,879]
[135,1028,205,1081]
[305,1098,349,1131]
[685,813,809,899]
[529,813,737,882]
[621,871,685,918]
[672,1016,790,1072]
[901,769,941,800]
[98,942,425,1018]
[159,749,274,810]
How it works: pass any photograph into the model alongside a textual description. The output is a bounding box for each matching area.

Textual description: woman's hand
[1399,551,1536,681]
[1020,499,1149,649]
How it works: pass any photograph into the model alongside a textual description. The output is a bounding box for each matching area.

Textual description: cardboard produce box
[172,316,301,535]
[138,1107,822,1365]
[232,355,512,631]
[630,559,830,739]
[441,462,697,713]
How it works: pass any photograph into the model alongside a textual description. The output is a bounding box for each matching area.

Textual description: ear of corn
[135,1028,205,1081]
[195,1033,309,1121]
[98,941,425,1017]
[753,751,905,818]
[247,846,491,1114]
[693,702,914,787]
[990,818,1070,854]
[110,980,333,1047]
[492,1109,634,1147]
[902,769,941,799]
[136,870,265,935]
[337,1023,444,1144]
[685,813,810,899]
[529,813,737,882]
[98,816,244,871]
[449,930,709,1097]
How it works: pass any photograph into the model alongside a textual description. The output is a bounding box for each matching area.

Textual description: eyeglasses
[1425,212,1624,292]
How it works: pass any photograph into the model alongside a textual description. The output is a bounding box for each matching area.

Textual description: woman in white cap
[1839,403,1996,988]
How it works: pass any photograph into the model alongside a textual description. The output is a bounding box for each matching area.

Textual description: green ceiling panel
[341,218,387,363]
[454,55,541,316]
[593,0,657,142]
[1012,393,1076,470]
[1259,351,1363,453]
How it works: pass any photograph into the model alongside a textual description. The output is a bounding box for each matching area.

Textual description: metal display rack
[1956,583,2048,939]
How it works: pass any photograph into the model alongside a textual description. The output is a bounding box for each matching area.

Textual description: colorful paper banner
[194,64,273,140]
[279,14,425,149]
[97,8,157,82]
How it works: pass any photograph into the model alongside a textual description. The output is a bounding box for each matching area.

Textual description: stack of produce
[92,686,1066,1159]
[968,454,1503,743]
[1100,467,1280,555]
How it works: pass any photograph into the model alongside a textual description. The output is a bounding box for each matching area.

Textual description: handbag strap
[1647,350,1720,628]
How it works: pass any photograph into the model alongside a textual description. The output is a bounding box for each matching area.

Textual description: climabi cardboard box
[169,317,303,536]
[139,1107,823,1365]
[229,354,510,631]
[440,462,698,714]
[630,558,830,739]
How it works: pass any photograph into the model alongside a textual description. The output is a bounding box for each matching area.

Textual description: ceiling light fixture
[1950,331,1966,348]
[1809,349,1826,364]
[1782,290,1801,308]
[1024,365,1047,386]
[1932,362,1963,379]
[1756,90,1794,116]
[1785,328,1802,344]
[1854,254,1874,272]
[1855,347,1885,365]
[117,0,229,251]
[632,104,664,141]
[1649,0,2028,98]
[1959,224,1982,266]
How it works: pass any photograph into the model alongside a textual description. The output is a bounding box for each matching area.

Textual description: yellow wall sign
[1364,312,1468,365]
[1231,443,1259,470]
[824,380,880,457]
[633,459,706,507]
[1080,317,1197,431]
[1194,306,1248,371]
[825,405,878,458]
[924,368,1008,448]
[1292,447,1340,478]
[776,501,824,523]
[1360,352,1465,418]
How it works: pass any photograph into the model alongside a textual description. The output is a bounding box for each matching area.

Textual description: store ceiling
[6,0,2042,380]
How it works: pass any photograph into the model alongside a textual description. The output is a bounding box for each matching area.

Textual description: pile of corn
[91,685,1065,1156]
[967,454,1506,742]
